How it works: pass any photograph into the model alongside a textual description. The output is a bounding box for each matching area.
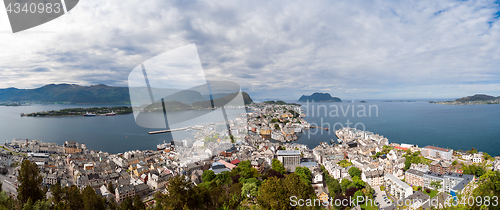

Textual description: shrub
[380,186,385,191]
[425,188,431,193]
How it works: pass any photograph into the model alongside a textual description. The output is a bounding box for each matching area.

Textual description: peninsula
[431,94,500,105]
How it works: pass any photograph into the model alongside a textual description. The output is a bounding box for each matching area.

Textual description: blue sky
[0,0,499,100]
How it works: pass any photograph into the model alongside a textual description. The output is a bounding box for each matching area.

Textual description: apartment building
[421,146,453,161]
[384,173,413,200]
[405,169,424,187]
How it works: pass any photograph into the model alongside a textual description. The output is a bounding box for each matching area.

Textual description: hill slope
[298,92,341,102]
[456,94,500,102]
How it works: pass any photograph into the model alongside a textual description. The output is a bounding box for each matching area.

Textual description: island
[430,94,500,105]
[262,100,301,106]
[298,92,341,102]
[20,106,132,117]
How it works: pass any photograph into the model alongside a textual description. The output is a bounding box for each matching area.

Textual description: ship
[330,139,336,145]
[157,141,171,151]
[83,112,96,116]
[105,112,116,116]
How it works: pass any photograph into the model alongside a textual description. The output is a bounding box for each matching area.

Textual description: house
[134,183,150,197]
[210,162,230,175]
[430,160,451,174]
[324,161,342,179]
[115,184,135,203]
[361,169,384,187]
[472,153,483,163]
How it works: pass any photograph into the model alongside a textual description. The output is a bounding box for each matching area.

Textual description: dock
[148,127,191,134]
[310,126,329,131]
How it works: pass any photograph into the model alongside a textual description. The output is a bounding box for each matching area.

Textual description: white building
[384,173,413,200]
[472,153,483,163]
[324,161,342,179]
[276,150,301,168]
[421,146,453,161]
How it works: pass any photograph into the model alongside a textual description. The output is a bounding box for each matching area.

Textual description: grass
[424,189,438,198]
[360,202,377,210]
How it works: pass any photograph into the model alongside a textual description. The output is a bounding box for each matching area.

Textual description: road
[0,167,18,196]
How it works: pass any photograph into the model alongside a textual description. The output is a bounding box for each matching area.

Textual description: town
[0,102,498,210]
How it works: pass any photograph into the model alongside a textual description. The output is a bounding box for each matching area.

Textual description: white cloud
[0,0,499,100]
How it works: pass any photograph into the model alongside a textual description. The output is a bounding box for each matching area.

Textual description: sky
[0,0,499,100]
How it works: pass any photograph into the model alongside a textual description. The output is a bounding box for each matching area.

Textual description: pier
[310,126,329,131]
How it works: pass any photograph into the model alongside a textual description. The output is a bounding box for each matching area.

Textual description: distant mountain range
[298,92,341,102]
[456,94,500,102]
[0,84,253,105]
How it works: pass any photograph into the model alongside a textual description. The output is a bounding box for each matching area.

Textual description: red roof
[394,146,408,150]
[231,159,240,165]
[424,146,450,152]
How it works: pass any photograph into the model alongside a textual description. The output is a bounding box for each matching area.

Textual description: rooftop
[276,150,301,156]
[424,146,450,152]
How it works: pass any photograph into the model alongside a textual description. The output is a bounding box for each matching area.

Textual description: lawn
[360,202,377,210]
[424,189,438,198]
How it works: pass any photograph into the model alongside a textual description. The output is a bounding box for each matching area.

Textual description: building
[277,150,301,169]
[43,174,58,185]
[324,161,342,179]
[361,169,384,187]
[384,173,413,200]
[430,160,451,174]
[421,146,453,161]
[472,153,483,163]
[423,171,475,193]
[115,184,135,203]
[405,169,424,187]
[410,163,429,172]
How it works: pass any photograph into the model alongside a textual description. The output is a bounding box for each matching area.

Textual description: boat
[83,112,96,116]
[105,112,116,116]
[330,139,336,145]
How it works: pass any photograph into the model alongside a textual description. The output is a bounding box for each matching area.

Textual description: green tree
[294,166,312,185]
[17,160,45,204]
[340,179,352,192]
[119,197,134,210]
[50,184,63,204]
[241,182,259,198]
[348,167,362,178]
[202,170,216,183]
[107,181,115,194]
[82,185,105,210]
[326,177,341,195]
[133,194,145,210]
[452,160,458,166]
[272,159,286,175]
[353,190,365,205]
[66,185,83,210]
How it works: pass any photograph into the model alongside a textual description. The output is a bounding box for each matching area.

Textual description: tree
[66,185,83,210]
[452,160,458,166]
[294,166,312,185]
[107,181,115,194]
[348,167,362,178]
[341,179,352,192]
[119,197,134,210]
[133,194,146,210]
[50,184,63,204]
[241,182,259,198]
[353,190,365,205]
[17,160,45,204]
[82,185,105,210]
[326,177,341,195]
[202,169,216,183]
[272,159,286,174]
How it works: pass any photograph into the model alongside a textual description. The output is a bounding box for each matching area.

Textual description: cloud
[0,0,499,100]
